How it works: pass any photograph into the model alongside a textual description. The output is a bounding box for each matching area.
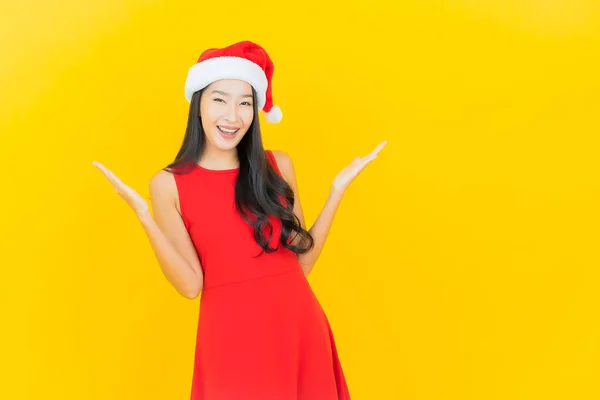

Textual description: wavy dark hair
[164,87,314,255]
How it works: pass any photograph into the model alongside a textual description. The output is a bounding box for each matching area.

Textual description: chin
[209,129,245,150]
[215,142,240,151]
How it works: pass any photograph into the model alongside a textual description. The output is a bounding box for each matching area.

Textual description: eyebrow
[211,90,253,98]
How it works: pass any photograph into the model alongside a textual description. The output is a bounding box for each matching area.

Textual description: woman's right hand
[92,161,150,217]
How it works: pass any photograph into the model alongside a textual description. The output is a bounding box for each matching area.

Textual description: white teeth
[218,126,238,134]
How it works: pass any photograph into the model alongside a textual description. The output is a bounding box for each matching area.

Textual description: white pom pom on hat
[264,104,282,123]
[184,41,283,124]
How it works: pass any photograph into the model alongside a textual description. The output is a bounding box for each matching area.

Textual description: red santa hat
[184,40,282,123]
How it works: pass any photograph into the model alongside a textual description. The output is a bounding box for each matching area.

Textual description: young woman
[93,41,386,400]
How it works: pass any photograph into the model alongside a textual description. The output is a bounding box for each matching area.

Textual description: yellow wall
[2,0,599,398]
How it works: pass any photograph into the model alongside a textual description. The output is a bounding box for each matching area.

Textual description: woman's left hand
[332,140,387,196]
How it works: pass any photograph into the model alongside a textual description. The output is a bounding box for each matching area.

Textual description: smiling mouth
[217,126,239,136]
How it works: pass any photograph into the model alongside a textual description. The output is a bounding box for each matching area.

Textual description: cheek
[200,103,220,123]
[199,109,212,132]
[240,107,254,125]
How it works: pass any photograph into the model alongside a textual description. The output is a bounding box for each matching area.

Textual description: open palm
[332,140,387,193]
[92,161,149,216]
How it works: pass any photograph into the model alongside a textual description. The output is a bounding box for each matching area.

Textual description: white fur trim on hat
[264,105,282,123]
[184,56,268,109]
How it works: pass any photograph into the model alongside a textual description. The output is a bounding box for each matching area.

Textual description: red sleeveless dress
[173,150,351,400]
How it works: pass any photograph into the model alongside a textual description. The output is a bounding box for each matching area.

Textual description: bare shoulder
[270,150,295,179]
[149,169,176,194]
[149,169,178,209]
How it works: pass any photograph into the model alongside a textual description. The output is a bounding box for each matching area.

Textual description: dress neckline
[194,163,239,174]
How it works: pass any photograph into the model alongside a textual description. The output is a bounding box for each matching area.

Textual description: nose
[224,102,239,123]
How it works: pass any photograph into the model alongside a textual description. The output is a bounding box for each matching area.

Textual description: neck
[198,145,239,170]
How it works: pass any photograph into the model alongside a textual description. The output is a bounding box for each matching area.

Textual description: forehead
[207,79,253,94]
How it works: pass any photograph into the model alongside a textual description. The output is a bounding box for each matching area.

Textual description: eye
[241,101,252,106]
[213,98,225,103]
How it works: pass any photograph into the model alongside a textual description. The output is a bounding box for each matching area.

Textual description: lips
[217,126,239,135]
[217,125,240,140]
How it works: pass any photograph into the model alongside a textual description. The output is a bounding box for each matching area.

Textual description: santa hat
[184,40,282,123]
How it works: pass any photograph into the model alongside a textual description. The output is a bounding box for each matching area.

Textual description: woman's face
[199,79,255,151]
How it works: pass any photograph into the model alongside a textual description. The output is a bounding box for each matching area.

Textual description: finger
[361,151,379,164]
[349,156,376,177]
[363,141,386,159]
[100,169,119,188]
[93,162,122,188]
[106,169,123,185]
[369,140,387,157]
[93,161,123,184]
[94,164,116,185]
[93,161,111,176]
[347,162,375,183]
[345,156,361,169]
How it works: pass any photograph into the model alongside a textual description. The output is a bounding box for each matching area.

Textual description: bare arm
[297,190,343,276]
[273,151,342,276]
[144,170,204,299]
[273,143,386,276]
[92,161,203,299]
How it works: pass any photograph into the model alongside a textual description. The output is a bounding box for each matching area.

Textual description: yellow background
[1,0,599,398]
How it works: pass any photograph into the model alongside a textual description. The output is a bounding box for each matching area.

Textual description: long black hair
[164,87,314,255]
